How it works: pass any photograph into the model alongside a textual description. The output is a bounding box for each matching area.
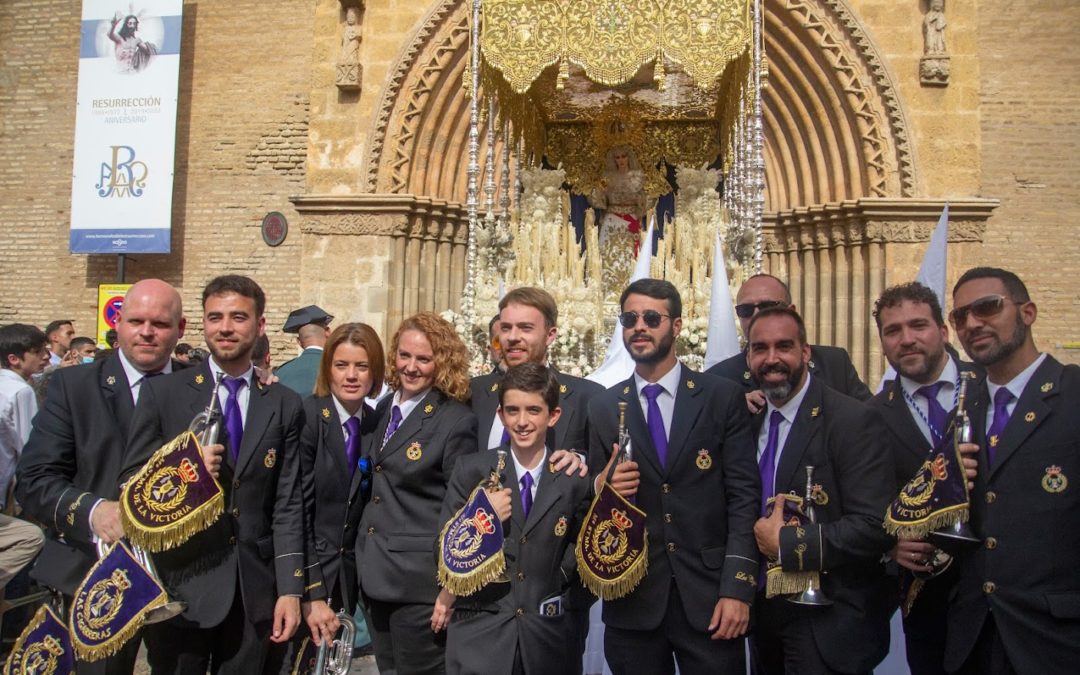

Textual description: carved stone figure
[923,0,946,55]
[336,6,362,90]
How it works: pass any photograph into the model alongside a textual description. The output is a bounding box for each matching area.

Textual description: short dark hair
[497,363,560,412]
[202,275,266,316]
[746,306,807,345]
[873,282,945,330]
[105,329,118,347]
[743,273,792,304]
[69,336,96,352]
[488,314,501,335]
[0,324,48,368]
[953,267,1030,303]
[44,320,73,338]
[175,342,193,356]
[252,335,271,365]
[500,287,558,328]
[619,278,683,318]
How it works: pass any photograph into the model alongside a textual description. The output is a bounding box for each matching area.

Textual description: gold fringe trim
[3,605,64,675]
[575,536,648,601]
[120,431,225,553]
[902,577,926,618]
[765,567,819,599]
[883,502,969,541]
[69,543,167,662]
[436,488,507,597]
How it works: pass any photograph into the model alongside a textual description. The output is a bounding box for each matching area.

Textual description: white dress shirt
[0,369,37,508]
[633,361,682,442]
[117,349,174,405]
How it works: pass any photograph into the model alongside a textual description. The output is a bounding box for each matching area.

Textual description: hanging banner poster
[97,284,131,346]
[70,0,184,254]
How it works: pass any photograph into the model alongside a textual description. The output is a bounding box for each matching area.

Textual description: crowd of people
[0,264,1072,675]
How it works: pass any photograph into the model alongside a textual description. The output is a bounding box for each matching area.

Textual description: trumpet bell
[787,585,833,606]
[144,599,186,624]
[913,549,954,581]
[927,519,980,555]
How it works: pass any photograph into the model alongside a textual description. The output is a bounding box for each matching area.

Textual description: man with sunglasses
[587,278,760,675]
[944,267,1078,675]
[870,281,980,675]
[706,274,871,413]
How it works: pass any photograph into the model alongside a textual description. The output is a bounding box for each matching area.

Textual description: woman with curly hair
[357,312,477,674]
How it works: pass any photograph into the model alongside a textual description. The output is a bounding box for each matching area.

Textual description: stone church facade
[1,0,1076,382]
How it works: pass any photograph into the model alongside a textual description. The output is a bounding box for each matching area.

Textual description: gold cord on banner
[574,484,649,601]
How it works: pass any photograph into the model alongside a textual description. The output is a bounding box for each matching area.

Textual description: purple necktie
[520,472,533,518]
[916,381,948,444]
[758,410,784,514]
[987,388,1014,466]
[641,384,668,467]
[381,405,402,451]
[344,415,361,477]
[222,376,246,462]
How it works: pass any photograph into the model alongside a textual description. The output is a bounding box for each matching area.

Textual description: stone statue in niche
[920,0,950,86]
[336,5,362,91]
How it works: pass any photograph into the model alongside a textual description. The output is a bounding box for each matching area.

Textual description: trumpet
[788,465,832,606]
[485,449,508,490]
[94,539,186,623]
[616,402,632,464]
[189,372,225,446]
[313,608,356,675]
[927,372,981,554]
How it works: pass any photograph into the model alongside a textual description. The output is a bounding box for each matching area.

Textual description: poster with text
[70,0,183,254]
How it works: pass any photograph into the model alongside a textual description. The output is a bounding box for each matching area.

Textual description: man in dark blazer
[870,281,979,675]
[437,363,592,675]
[275,305,332,396]
[16,279,187,675]
[470,287,603,455]
[749,306,893,675]
[590,279,760,675]
[706,274,871,409]
[122,275,305,674]
[945,267,1079,675]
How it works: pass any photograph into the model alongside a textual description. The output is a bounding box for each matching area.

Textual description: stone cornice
[291,193,467,241]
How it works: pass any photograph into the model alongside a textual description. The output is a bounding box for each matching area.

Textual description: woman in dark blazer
[267,322,384,674]
[357,312,478,675]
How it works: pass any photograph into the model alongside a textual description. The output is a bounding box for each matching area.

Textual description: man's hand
[301,599,340,646]
[254,366,278,386]
[708,597,750,640]
[958,442,979,491]
[754,493,785,560]
[200,443,225,480]
[430,587,455,633]
[549,449,588,477]
[746,390,767,415]
[487,487,513,522]
[890,538,937,574]
[594,442,640,498]
[60,350,81,368]
[271,596,301,643]
[90,500,124,545]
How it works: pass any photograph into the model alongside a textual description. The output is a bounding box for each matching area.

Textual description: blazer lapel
[988,358,1060,478]
[664,369,705,475]
[522,464,562,535]
[101,355,135,432]
[380,390,439,461]
[617,379,663,477]
[881,380,933,461]
[236,379,275,475]
[503,453,526,533]
[320,401,352,486]
[476,376,500,448]
[773,380,823,495]
[550,374,575,450]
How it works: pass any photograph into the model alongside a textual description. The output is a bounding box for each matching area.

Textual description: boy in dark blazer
[435,363,591,675]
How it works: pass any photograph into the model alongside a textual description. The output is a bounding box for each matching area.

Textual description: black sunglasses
[619,310,672,329]
[734,300,786,319]
[948,294,1015,327]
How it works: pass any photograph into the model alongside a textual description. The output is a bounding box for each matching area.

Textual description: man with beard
[944,267,1078,675]
[870,281,979,675]
[122,275,305,674]
[706,274,870,413]
[588,279,760,675]
[468,287,600,656]
[17,279,186,675]
[748,306,893,675]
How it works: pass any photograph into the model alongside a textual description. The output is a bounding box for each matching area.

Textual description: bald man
[17,279,187,675]
[275,306,333,396]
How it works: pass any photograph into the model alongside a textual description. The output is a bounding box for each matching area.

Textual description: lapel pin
[888,390,894,401]
[808,360,816,370]
[194,374,205,385]
[406,442,423,461]
[1041,382,1053,393]
[554,516,568,537]
[321,408,331,419]
[1024,412,1036,423]
[424,404,435,414]
[490,382,499,392]
[1042,465,1068,493]
[811,406,820,418]
[743,371,751,380]
[548,461,557,474]
[623,386,631,395]
[989,434,1000,447]
[106,375,116,386]
[687,380,696,390]
[560,384,567,394]
[264,448,277,469]
[257,381,264,391]
[695,449,712,470]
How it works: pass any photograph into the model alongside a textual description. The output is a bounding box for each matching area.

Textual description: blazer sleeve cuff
[779,524,823,572]
[718,554,758,603]
[56,488,97,544]
[303,561,327,601]
[274,551,306,597]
